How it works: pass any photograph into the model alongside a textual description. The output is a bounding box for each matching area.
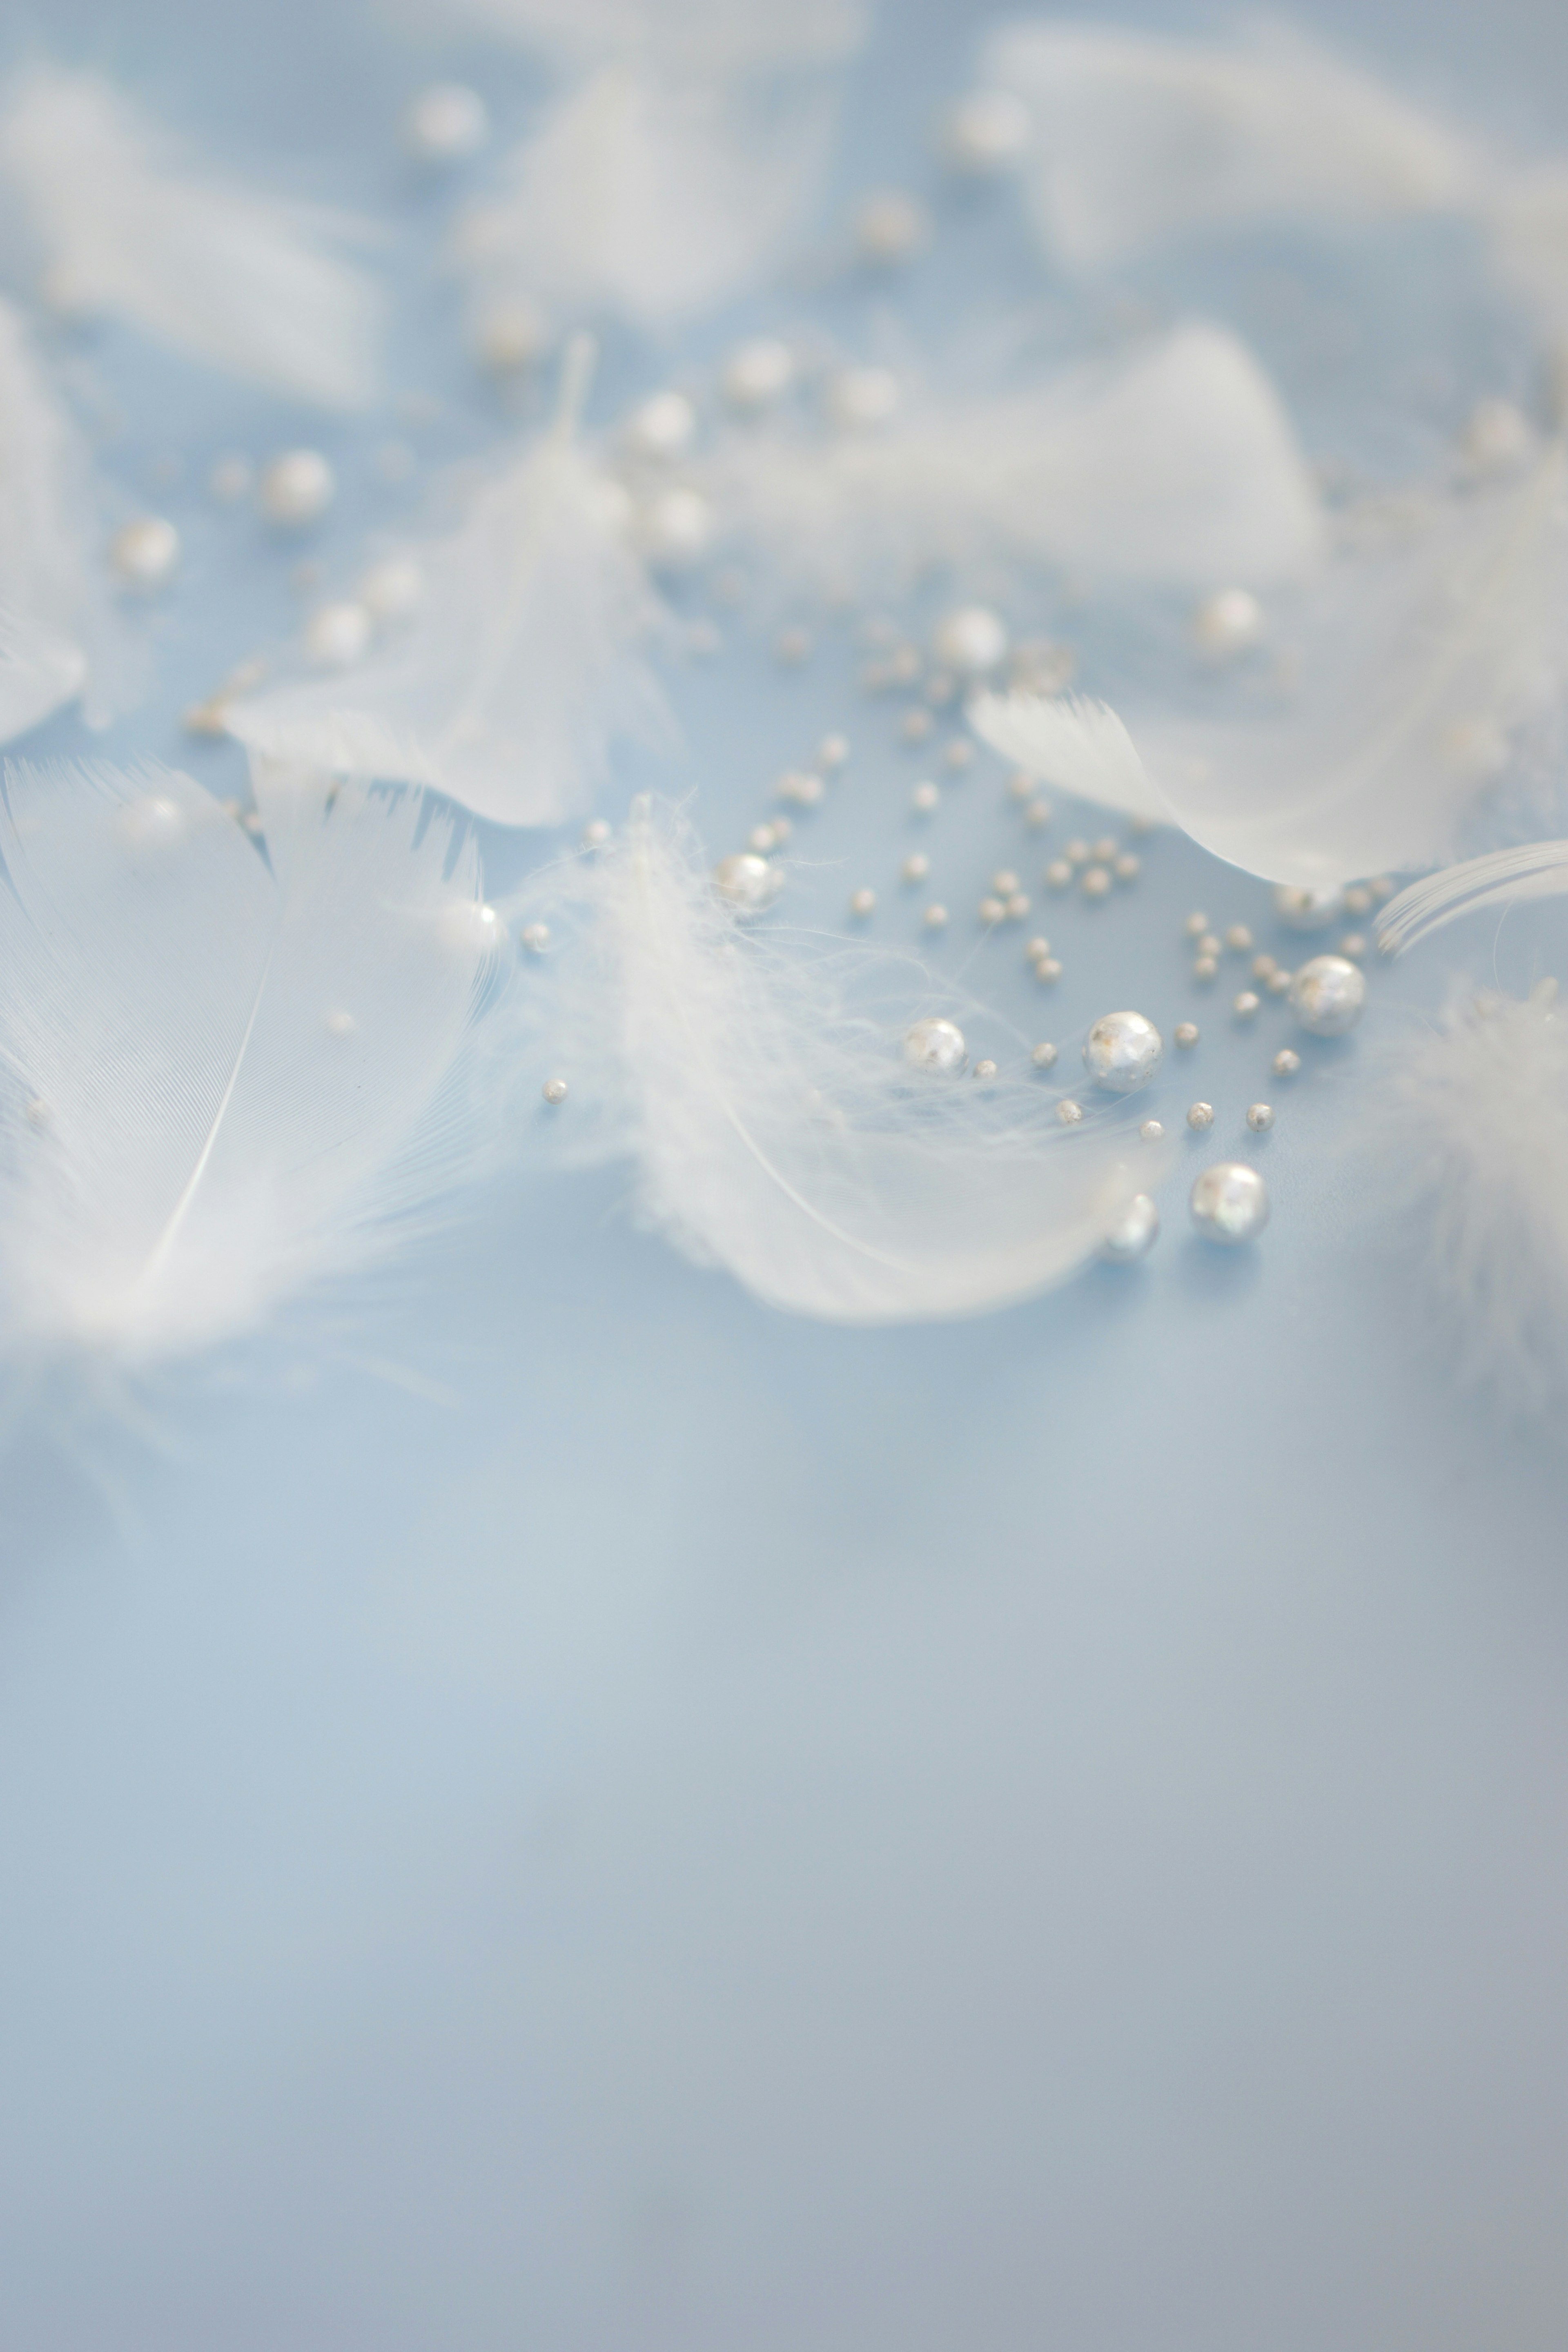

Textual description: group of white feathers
[4,1,1568,1406]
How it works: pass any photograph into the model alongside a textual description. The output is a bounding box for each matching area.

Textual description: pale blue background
[2,3,1568,2346]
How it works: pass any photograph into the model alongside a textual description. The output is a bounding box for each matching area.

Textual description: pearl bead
[992,868,1020,893]
[1082,1009,1163,1094]
[942,739,975,772]
[474,297,548,374]
[1272,1048,1302,1078]
[359,555,425,621]
[712,853,782,913]
[829,367,900,429]
[1140,1118,1164,1142]
[405,82,489,161]
[1184,911,1210,937]
[904,1016,967,1074]
[1190,1161,1270,1243]
[1025,936,1051,961]
[1027,800,1053,830]
[978,896,1006,925]
[1339,933,1367,959]
[1034,957,1062,983]
[1100,1192,1159,1263]
[110,515,179,588]
[1114,852,1140,880]
[520,922,550,954]
[303,601,372,668]
[933,605,1008,675]
[542,1077,569,1105]
[775,627,813,665]
[1246,1102,1275,1131]
[637,487,713,568]
[722,337,796,411]
[1065,839,1090,864]
[923,903,949,929]
[1056,1098,1084,1125]
[901,852,930,884]
[1252,953,1278,980]
[1273,882,1343,930]
[325,1008,356,1037]
[1193,956,1218,982]
[941,89,1031,172]
[1225,923,1253,951]
[1232,990,1261,1019]
[1092,836,1118,862]
[849,887,876,917]
[1174,1022,1199,1048]
[819,734,850,769]
[625,390,696,460]
[1080,865,1112,899]
[973,1058,998,1081]
[855,189,929,263]
[1198,933,1222,958]
[1045,860,1072,889]
[1031,1041,1058,1068]
[1192,587,1264,655]
[777,769,824,806]
[1266,969,1293,995]
[911,780,940,813]
[1342,884,1374,917]
[582,819,612,848]
[260,449,335,526]
[1290,954,1367,1036]
[900,709,935,743]
[1187,1101,1214,1131]
[1005,892,1030,920]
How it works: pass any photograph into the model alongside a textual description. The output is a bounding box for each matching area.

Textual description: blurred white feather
[225,347,670,829]
[976,444,1568,888]
[0,65,381,409]
[698,323,1325,600]
[0,758,501,1373]
[501,797,1168,1324]
[1377,840,1568,958]
[969,694,1171,825]
[981,20,1481,272]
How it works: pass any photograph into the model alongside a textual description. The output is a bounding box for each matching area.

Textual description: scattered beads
[1139,1119,1165,1142]
[1034,956,1062,984]
[1252,953,1278,980]
[1342,884,1374,917]
[520,923,550,954]
[1265,969,1293,996]
[1187,1101,1215,1131]
[849,888,876,917]
[1339,933,1367,958]
[1080,865,1112,898]
[978,895,1006,925]
[974,1058,998,1081]
[625,390,696,460]
[711,852,782,913]
[1064,838,1090,864]
[1291,954,1367,1036]
[1031,1041,1059,1068]
[1082,1009,1163,1095]
[1100,1192,1160,1263]
[942,740,975,772]
[259,449,335,526]
[1056,1098,1084,1125]
[923,903,949,930]
[1184,911,1210,937]
[1193,956,1219,982]
[1232,991,1261,1020]
[900,709,935,744]
[110,516,179,588]
[542,1078,569,1105]
[1272,1048,1302,1078]
[904,1015,967,1073]
[1114,852,1140,881]
[911,780,940,813]
[933,605,1009,675]
[1192,587,1264,655]
[1225,924,1254,951]
[1190,1161,1269,1242]
[777,769,824,806]
[1005,892,1031,920]
[819,733,850,769]
[1273,883,1343,931]
[1045,860,1073,889]
[1198,933,1222,958]
[1246,1103,1276,1132]
[1174,1022,1199,1047]
[900,853,930,884]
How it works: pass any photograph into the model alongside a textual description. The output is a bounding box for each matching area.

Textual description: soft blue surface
[3,3,1568,2346]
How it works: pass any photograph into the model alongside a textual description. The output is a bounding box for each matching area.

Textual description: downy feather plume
[696,322,1325,602]
[0,65,380,410]
[500,797,1171,1325]
[980,21,1481,273]
[224,343,670,829]
[0,757,501,1373]
[973,443,1568,889]
[0,292,132,736]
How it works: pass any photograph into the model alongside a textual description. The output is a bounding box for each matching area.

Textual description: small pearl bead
[1246,1102,1275,1131]
[1252,953,1278,980]
[260,449,335,526]
[1005,892,1031,920]
[1225,923,1253,951]
[1008,771,1035,803]
[1193,587,1264,655]
[325,1009,356,1037]
[358,555,424,622]
[1290,954,1366,1036]
[1080,865,1112,899]
[1140,1119,1164,1142]
[748,826,778,852]
[1114,852,1140,881]
[1064,839,1090,864]
[638,486,713,568]
[721,337,795,411]
[520,922,551,953]
[1091,835,1117,861]
[904,1015,967,1074]
[933,605,1009,676]
[1034,957,1063,984]
[992,868,1020,893]
[911,780,940,813]
[712,852,782,913]
[1025,937,1051,961]
[942,739,974,772]
[1342,884,1374,917]
[1198,933,1222,958]
[1193,956,1219,982]
[1082,1009,1163,1095]
[1031,1041,1058,1069]
[819,733,849,768]
[855,189,929,263]
[978,896,1006,925]
[1100,1192,1159,1263]
[1339,933,1368,958]
[474,296,548,374]
[1187,1101,1215,1131]
[900,709,935,744]
[973,1058,998,1081]
[901,852,930,884]
[1190,1161,1270,1243]
[941,88,1031,172]
[582,818,612,848]
[829,366,900,430]
[1273,882,1343,931]
[110,515,179,588]
[209,454,251,502]
[1026,800,1053,829]
[849,887,876,917]
[768,815,792,842]
[1184,911,1210,938]
[1174,1022,1199,1047]
[1045,860,1073,889]
[777,769,824,806]
[542,1078,569,1105]
[625,390,696,460]
[1232,991,1261,1019]
[303,601,372,667]
[1370,877,1396,901]
[1056,1098,1084,1125]
[404,82,489,161]
[1272,1048,1302,1077]
[1265,969,1292,995]
[923,902,949,930]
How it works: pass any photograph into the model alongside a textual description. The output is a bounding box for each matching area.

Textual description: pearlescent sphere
[260,449,334,526]
[303,601,372,668]
[1100,1192,1159,1263]
[941,89,1031,172]
[110,515,179,588]
[1082,1009,1163,1094]
[1193,587,1263,655]
[1190,1161,1270,1244]
[1290,954,1367,1036]
[624,390,696,461]
[855,189,929,263]
[405,83,489,162]
[828,367,900,430]
[1246,1103,1275,1132]
[541,1078,568,1105]
[904,1016,967,1075]
[474,296,548,374]
[1187,1101,1214,1131]
[358,555,425,623]
[721,336,796,412]
[638,487,714,569]
[1273,882,1343,931]
[933,604,1008,675]
[712,853,782,915]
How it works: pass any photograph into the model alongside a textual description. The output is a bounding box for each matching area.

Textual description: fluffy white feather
[697,322,1325,599]
[993,445,1568,888]
[501,798,1169,1324]
[982,21,1480,272]
[225,349,670,829]
[0,65,380,410]
[1375,840,1568,956]
[969,693,1170,825]
[0,758,500,1371]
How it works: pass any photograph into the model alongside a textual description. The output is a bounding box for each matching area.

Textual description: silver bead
[1082,1009,1163,1094]
[1056,1098,1084,1125]
[712,852,782,914]
[973,1058,998,1081]
[1190,1161,1270,1243]
[1174,1022,1199,1048]
[1273,882,1343,931]
[1187,1101,1214,1131]
[904,1016,967,1074]
[1193,956,1219,982]
[1272,1048,1302,1078]
[1100,1192,1160,1263]
[542,1077,569,1105]
[1140,1118,1165,1142]
[1031,1041,1058,1069]
[1291,953,1367,1036]
[1246,1103,1275,1132]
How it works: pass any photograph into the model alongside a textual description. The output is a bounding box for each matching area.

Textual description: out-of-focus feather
[969,693,1170,825]
[1376,840,1568,956]
[0,65,380,410]
[409,0,869,75]
[982,21,1480,272]
[225,355,670,829]
[502,798,1168,1324]
[699,323,1325,600]
[0,758,499,1372]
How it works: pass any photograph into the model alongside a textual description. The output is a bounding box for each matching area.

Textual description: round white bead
[722,337,795,411]
[1290,953,1367,1036]
[520,922,551,954]
[911,780,940,813]
[932,604,1008,675]
[404,83,489,161]
[303,600,372,668]
[1174,1022,1199,1048]
[542,1077,568,1105]
[1082,1009,1163,1094]
[1193,956,1219,982]
[855,189,929,263]
[901,853,930,884]
[1031,1041,1058,1069]
[1193,587,1264,655]
[941,89,1031,172]
[974,1058,998,1081]
[1272,1048,1302,1078]
[1273,882,1343,931]
[1045,860,1072,889]
[358,555,425,623]
[904,1016,967,1074]
[110,515,179,588]
[474,296,549,374]
[923,903,949,930]
[208,454,252,503]
[1190,1161,1270,1243]
[819,733,850,768]
[1034,957,1063,983]
[849,887,876,917]
[1233,991,1261,1019]
[1187,1101,1214,1131]
[1080,864,1112,898]
[1246,1102,1275,1132]
[1139,1118,1164,1142]
[828,367,900,430]
[1056,1098,1084,1125]
[260,449,335,526]
[712,853,782,914]
[1225,923,1254,951]
[624,390,697,460]
[637,486,714,569]
[1100,1192,1159,1263]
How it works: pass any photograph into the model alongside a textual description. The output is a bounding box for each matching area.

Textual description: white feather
[0,65,380,410]
[406,0,869,74]
[224,350,670,829]
[0,758,500,1371]
[969,693,1170,825]
[982,21,1480,272]
[1376,840,1568,957]
[502,798,1170,1325]
[697,323,1325,600]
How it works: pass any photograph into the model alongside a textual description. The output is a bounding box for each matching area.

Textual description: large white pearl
[903,1016,967,1074]
[1272,882,1343,931]
[712,853,782,914]
[1082,1009,1163,1094]
[1190,1162,1270,1244]
[1290,954,1366,1036]
[722,338,795,411]
[624,390,697,461]
[404,83,489,161]
[260,450,335,526]
[303,601,372,668]
[941,89,1031,172]
[1100,1192,1159,1263]
[110,515,179,588]
[933,605,1008,675]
